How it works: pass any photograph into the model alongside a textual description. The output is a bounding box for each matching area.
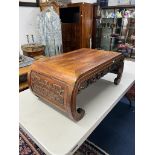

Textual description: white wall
[19,7,40,53]
[19,1,97,53]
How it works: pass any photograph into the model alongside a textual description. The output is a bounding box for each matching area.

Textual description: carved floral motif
[78,58,124,93]
[78,67,110,93]
[31,71,65,105]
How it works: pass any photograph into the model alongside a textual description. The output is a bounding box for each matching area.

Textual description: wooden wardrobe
[60,3,93,53]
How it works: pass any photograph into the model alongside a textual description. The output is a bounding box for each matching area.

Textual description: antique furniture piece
[21,44,45,58]
[20,60,134,155]
[28,48,124,121]
[59,3,93,53]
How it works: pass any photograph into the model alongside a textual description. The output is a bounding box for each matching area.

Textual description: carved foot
[76,108,85,121]
[114,77,121,85]
[114,60,124,85]
[69,107,85,121]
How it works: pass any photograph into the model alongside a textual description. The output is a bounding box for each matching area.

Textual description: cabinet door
[81,3,93,48]
[60,3,93,52]
[60,6,81,52]
[62,23,80,52]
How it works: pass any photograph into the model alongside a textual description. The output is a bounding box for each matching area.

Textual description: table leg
[114,60,124,85]
[67,87,85,121]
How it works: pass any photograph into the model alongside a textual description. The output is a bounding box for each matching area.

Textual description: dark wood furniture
[60,3,93,53]
[28,48,124,121]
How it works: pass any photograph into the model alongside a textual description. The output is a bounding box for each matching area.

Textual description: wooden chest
[28,48,124,121]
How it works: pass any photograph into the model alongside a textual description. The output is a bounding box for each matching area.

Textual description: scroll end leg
[70,108,85,121]
[114,78,121,85]
[68,108,85,122]
[77,108,85,119]
[67,101,85,121]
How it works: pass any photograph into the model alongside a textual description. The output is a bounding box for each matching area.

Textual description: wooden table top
[31,48,122,83]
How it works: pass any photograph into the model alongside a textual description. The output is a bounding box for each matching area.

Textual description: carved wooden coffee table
[28,48,124,121]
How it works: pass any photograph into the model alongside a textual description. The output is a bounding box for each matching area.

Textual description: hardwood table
[29,48,124,121]
[19,60,135,155]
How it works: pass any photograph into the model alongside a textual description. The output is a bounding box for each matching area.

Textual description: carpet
[88,85,135,155]
[19,128,109,155]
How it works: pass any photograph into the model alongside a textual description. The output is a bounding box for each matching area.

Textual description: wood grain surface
[28,48,124,121]
[60,3,93,52]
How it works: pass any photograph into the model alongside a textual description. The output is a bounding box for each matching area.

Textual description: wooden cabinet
[60,3,93,53]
